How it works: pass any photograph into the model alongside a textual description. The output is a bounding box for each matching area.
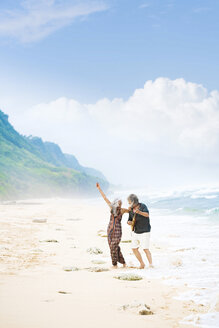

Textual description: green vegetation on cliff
[0,110,108,199]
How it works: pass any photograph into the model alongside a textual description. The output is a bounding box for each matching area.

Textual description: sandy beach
[0,198,209,328]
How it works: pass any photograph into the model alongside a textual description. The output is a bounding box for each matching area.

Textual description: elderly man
[127,194,153,269]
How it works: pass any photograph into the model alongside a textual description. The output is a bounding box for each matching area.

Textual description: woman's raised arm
[96,182,111,207]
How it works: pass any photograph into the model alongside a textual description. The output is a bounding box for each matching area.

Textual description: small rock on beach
[120,302,154,315]
[87,247,103,255]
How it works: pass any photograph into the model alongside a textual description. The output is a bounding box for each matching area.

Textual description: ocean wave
[205,207,219,215]
[143,188,219,218]
[191,194,218,199]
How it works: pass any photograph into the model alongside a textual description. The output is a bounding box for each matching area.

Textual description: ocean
[114,186,219,327]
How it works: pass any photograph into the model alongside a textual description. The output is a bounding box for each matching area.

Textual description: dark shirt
[128,203,151,234]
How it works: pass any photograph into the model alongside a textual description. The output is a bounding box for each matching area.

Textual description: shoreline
[0,198,209,327]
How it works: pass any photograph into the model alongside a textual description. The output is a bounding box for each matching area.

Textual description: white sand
[0,198,208,328]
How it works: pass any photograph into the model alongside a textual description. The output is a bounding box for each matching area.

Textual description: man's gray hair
[127,194,139,205]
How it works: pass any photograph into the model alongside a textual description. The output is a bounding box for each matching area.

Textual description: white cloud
[10,78,219,187]
[0,0,108,43]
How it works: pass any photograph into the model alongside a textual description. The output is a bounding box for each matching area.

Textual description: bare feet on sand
[112,265,118,269]
[126,264,145,269]
[139,263,145,269]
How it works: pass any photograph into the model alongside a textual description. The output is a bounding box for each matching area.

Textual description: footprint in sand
[114,274,143,281]
[63,266,80,272]
[91,260,106,265]
[32,218,47,223]
[41,239,59,243]
[88,267,109,272]
[171,258,183,267]
[66,218,83,221]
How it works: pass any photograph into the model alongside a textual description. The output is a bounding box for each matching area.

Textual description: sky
[0,0,219,189]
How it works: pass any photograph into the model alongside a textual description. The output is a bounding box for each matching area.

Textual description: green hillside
[27,136,106,181]
[0,110,108,199]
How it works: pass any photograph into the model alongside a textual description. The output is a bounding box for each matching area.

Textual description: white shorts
[131,232,150,249]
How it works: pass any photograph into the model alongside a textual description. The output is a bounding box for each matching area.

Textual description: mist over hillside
[0,110,108,200]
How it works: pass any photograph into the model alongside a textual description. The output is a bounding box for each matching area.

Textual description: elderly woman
[96,183,129,268]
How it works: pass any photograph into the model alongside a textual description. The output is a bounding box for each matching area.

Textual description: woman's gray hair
[111,198,121,215]
[127,194,139,206]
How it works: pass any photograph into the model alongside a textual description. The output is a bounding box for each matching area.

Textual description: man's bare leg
[132,248,145,269]
[143,249,153,267]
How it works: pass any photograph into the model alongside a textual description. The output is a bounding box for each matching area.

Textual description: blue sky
[0,0,218,105]
[0,0,219,188]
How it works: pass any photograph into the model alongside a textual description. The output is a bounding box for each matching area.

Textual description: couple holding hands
[96,183,153,269]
